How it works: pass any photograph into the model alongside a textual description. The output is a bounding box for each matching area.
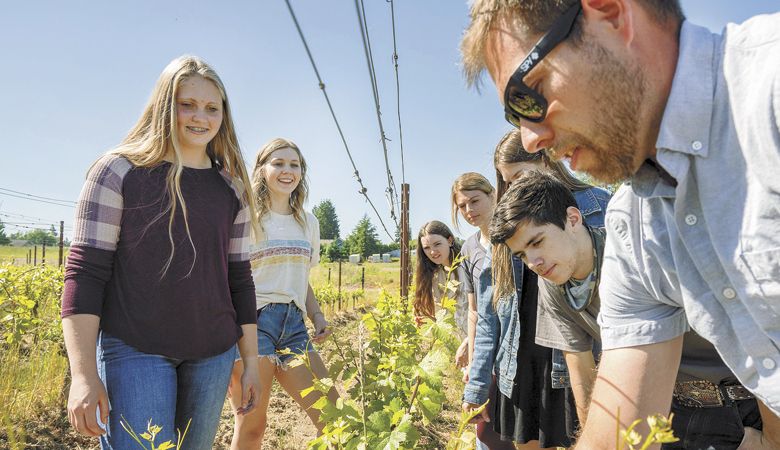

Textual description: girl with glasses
[62,55,261,450]
[229,138,338,449]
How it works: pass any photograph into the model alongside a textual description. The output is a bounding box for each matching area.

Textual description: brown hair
[414,221,462,319]
[491,129,592,301]
[450,172,495,231]
[490,172,579,307]
[494,129,591,201]
[461,0,683,88]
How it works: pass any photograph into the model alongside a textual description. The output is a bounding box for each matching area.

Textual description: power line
[0,211,70,225]
[283,0,395,241]
[0,190,76,208]
[0,187,77,205]
[388,0,407,185]
[354,0,400,227]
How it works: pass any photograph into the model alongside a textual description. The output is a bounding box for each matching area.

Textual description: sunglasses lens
[507,92,544,121]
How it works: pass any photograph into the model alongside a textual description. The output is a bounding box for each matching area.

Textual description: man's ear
[566,206,584,229]
[581,0,635,47]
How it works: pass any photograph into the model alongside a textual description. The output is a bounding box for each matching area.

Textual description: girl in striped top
[229,138,338,448]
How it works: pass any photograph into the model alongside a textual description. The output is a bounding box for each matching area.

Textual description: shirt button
[692,141,703,151]
[685,214,698,226]
[722,288,737,299]
[763,358,776,370]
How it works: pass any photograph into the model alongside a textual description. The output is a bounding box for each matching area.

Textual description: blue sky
[1,1,777,242]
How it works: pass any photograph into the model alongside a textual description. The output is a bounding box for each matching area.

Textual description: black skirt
[494,265,578,448]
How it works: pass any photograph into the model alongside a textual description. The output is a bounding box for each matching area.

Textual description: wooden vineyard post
[338,258,342,310]
[59,221,64,267]
[400,183,410,308]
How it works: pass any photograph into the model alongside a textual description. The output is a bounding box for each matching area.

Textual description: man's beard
[550,41,647,184]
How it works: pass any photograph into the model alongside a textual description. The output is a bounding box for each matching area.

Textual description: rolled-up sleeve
[598,196,689,350]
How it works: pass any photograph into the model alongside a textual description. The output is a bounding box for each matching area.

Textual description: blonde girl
[62,55,261,450]
[229,138,338,449]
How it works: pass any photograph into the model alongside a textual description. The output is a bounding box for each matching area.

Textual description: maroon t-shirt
[62,155,256,359]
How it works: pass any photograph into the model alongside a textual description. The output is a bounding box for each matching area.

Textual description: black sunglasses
[503,2,582,125]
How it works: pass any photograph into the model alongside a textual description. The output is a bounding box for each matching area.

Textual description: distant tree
[0,220,10,245]
[18,229,57,246]
[312,199,340,240]
[323,238,346,262]
[344,215,381,258]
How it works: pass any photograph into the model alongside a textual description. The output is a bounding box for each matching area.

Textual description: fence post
[59,220,65,267]
[34,245,37,266]
[400,183,411,309]
[42,241,46,265]
[338,259,342,310]
[328,267,331,284]
[361,266,365,291]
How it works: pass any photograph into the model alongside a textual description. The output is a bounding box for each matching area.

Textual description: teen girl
[62,55,261,449]
[464,129,611,449]
[229,138,338,449]
[452,173,514,450]
[414,220,472,367]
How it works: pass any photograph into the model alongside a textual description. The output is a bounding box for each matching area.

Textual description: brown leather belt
[673,380,755,408]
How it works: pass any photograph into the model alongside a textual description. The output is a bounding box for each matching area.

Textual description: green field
[0,246,69,265]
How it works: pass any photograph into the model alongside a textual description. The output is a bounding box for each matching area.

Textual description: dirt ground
[9,306,461,449]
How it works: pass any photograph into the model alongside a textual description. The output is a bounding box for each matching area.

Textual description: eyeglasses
[503,2,582,126]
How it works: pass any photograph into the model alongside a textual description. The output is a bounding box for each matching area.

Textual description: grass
[0,245,69,266]
[310,260,402,306]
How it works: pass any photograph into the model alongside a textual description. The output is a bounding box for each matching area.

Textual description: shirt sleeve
[227,185,256,325]
[535,279,593,353]
[61,154,131,318]
[598,195,689,350]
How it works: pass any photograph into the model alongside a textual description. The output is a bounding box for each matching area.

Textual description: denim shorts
[256,302,314,368]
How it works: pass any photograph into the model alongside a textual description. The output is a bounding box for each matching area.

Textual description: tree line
[312,199,403,262]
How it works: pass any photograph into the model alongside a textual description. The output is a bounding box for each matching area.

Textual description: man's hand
[739,427,780,450]
[67,373,109,436]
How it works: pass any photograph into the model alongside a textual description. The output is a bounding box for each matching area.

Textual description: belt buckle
[674,380,723,408]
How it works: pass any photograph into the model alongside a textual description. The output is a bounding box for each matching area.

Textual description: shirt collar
[654,20,719,159]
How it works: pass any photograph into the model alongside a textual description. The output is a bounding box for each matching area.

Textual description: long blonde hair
[450,172,495,232]
[105,55,258,276]
[251,138,310,236]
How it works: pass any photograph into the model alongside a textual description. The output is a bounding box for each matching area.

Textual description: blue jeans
[256,302,313,367]
[97,331,236,450]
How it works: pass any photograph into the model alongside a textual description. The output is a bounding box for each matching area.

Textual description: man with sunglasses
[460,0,780,449]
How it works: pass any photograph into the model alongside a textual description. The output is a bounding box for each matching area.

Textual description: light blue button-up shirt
[598,15,780,414]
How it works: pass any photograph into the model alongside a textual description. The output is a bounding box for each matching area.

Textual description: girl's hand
[311,313,332,344]
[455,338,469,369]
[236,359,260,416]
[67,373,109,436]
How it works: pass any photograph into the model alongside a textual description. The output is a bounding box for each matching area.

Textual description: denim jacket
[464,186,611,404]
